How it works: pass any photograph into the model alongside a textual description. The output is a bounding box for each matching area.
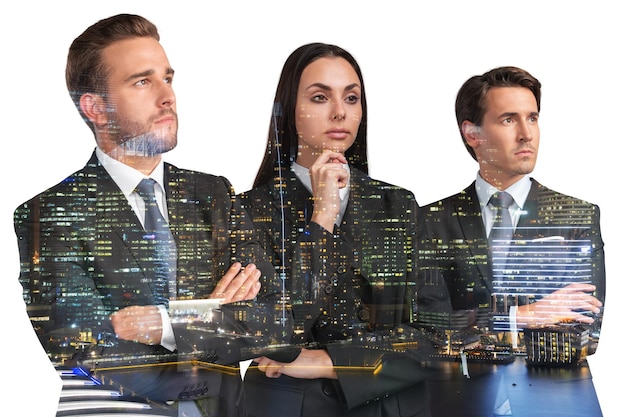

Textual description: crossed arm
[515,282,602,328]
[110,261,263,345]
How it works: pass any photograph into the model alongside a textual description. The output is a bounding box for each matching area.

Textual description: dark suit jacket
[416,179,605,350]
[14,151,294,413]
[239,168,435,417]
[418,180,605,340]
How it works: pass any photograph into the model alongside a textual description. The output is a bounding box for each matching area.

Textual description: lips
[325,129,350,139]
[515,147,535,156]
[153,110,177,124]
[155,115,176,124]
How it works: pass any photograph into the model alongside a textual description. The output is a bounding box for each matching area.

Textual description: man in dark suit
[417,66,605,416]
[14,14,293,417]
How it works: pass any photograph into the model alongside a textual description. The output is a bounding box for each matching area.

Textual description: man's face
[466,86,540,189]
[101,36,177,156]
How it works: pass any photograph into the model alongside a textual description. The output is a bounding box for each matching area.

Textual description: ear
[79,93,108,127]
[461,120,481,150]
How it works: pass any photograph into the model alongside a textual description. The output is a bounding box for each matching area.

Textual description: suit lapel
[163,164,218,298]
[341,170,384,253]
[163,163,185,244]
[270,170,314,231]
[79,153,160,302]
[517,179,540,229]
[88,153,147,256]
[454,183,494,292]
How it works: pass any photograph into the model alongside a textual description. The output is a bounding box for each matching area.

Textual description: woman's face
[294,56,362,167]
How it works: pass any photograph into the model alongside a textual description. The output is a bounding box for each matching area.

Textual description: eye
[502,117,513,125]
[311,94,328,103]
[345,94,360,104]
[134,79,148,87]
[529,115,538,123]
[165,76,173,84]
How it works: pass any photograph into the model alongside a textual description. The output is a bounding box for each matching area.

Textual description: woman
[239,43,434,417]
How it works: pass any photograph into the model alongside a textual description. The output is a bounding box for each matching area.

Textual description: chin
[121,134,177,156]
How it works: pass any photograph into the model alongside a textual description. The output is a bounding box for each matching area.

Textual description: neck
[97,136,162,175]
[295,150,317,169]
[479,170,524,191]
[102,145,161,175]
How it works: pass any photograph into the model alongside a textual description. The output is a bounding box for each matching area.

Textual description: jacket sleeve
[587,203,605,355]
[292,192,438,411]
[174,176,298,365]
[15,196,121,353]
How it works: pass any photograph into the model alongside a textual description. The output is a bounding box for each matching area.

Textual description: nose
[158,83,176,108]
[330,100,345,121]
[518,120,534,142]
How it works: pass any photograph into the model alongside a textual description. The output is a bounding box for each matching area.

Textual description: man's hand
[210,262,261,303]
[254,348,338,380]
[110,305,163,344]
[309,150,349,232]
[516,283,603,327]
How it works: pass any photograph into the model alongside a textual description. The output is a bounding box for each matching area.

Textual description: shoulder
[238,180,277,214]
[419,183,475,212]
[238,180,272,199]
[531,178,600,209]
[238,168,300,205]
[165,163,227,182]
[165,163,234,194]
[355,169,417,202]
[529,179,601,226]
[15,160,100,213]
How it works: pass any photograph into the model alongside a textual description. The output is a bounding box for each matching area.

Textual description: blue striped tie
[488,191,514,253]
[135,178,177,305]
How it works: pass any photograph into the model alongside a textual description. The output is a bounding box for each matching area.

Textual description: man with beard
[416,66,606,416]
[14,14,294,417]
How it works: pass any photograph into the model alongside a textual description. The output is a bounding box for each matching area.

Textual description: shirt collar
[474,172,531,210]
[95,147,166,197]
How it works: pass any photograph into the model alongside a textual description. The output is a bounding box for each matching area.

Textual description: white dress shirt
[474,173,531,235]
[474,172,532,344]
[96,147,176,351]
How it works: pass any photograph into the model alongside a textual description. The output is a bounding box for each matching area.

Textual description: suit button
[322,382,336,396]
[325,284,333,294]
[358,308,370,321]
[337,265,347,274]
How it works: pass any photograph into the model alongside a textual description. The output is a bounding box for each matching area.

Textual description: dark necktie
[488,191,514,252]
[135,178,177,305]
[488,191,514,322]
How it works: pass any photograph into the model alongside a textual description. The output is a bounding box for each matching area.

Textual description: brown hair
[65,14,160,133]
[455,66,541,160]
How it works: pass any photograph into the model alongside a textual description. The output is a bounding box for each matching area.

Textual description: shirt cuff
[509,305,518,349]
[158,305,176,351]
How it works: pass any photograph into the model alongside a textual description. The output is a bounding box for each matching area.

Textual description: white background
[1,1,622,415]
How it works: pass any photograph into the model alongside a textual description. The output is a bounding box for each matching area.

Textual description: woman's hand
[254,348,338,380]
[309,150,349,232]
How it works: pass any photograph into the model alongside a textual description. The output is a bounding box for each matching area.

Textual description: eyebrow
[124,67,175,83]
[498,111,539,118]
[306,82,361,92]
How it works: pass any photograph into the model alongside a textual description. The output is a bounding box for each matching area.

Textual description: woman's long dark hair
[253,43,368,188]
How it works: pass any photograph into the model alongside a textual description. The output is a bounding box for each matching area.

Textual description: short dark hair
[253,43,368,188]
[455,66,541,160]
[65,14,160,133]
